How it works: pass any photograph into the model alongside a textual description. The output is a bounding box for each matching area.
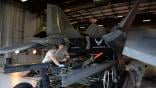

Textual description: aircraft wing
[0,42,42,54]
[122,28,156,66]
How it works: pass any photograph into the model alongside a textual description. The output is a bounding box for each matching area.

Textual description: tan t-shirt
[55,49,69,62]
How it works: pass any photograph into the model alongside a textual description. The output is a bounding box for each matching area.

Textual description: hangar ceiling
[65,0,156,22]
[14,0,156,26]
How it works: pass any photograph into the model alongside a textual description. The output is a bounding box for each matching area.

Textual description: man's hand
[62,58,67,62]
[66,55,70,59]
[59,64,65,67]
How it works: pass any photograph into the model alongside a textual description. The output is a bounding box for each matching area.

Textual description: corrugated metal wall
[0,0,41,65]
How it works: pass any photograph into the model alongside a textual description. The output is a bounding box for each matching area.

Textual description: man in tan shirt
[55,42,70,63]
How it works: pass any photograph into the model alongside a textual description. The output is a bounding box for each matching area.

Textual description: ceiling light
[143,19,151,22]
[15,50,20,54]
[21,0,28,2]
[93,0,102,2]
[98,25,103,27]
[71,22,77,24]
[117,15,123,18]
[32,49,37,55]
[64,9,71,12]
[43,27,47,30]
[80,26,86,29]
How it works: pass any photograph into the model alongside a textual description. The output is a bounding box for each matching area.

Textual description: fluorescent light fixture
[98,25,103,27]
[15,50,20,54]
[117,15,123,18]
[80,26,86,29]
[21,0,28,2]
[93,0,102,2]
[71,22,77,24]
[43,27,47,30]
[143,19,151,22]
[64,9,71,12]
[32,49,37,55]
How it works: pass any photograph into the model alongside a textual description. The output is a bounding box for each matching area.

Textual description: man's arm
[50,55,60,66]
[50,55,65,67]
[61,50,70,62]
[65,50,70,58]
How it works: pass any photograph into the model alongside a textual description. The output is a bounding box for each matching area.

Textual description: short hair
[13,82,33,88]
[59,42,65,46]
[51,45,58,49]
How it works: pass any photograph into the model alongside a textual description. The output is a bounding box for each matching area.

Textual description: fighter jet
[2,0,156,87]
[62,0,156,87]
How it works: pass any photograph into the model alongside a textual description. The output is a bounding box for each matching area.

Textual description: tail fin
[47,4,81,38]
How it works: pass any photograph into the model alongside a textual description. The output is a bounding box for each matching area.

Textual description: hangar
[0,0,156,88]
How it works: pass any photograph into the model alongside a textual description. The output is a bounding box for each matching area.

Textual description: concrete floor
[0,67,155,88]
[140,79,156,88]
[0,68,39,88]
